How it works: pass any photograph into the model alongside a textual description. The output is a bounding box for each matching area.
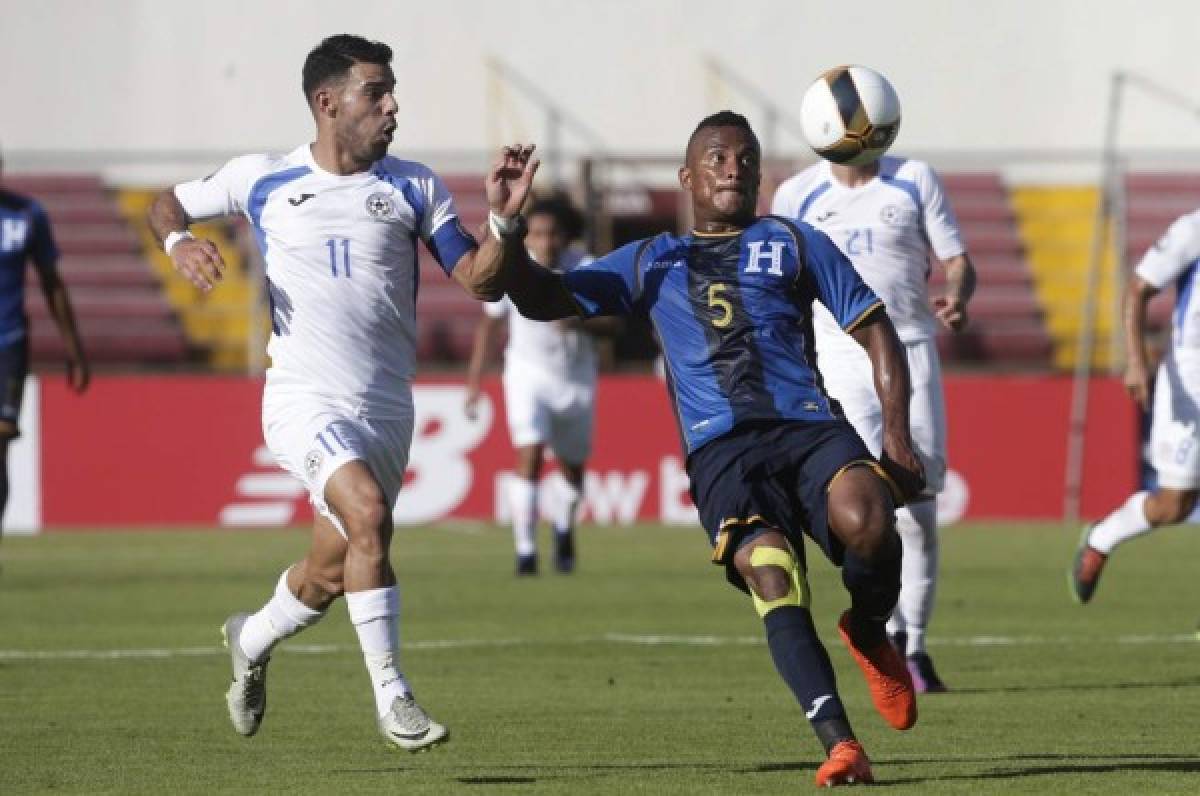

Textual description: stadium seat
[7,174,193,368]
[940,172,1053,366]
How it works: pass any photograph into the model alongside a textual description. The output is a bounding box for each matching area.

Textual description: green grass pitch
[1,522,1198,793]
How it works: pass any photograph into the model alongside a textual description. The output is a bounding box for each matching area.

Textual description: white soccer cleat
[220,612,269,737]
[378,695,448,752]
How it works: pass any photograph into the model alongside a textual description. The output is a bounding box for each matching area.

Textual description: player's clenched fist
[880,433,926,504]
[1123,361,1151,411]
[933,296,968,332]
[170,237,226,292]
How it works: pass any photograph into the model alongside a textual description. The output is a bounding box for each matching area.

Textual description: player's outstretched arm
[449,144,579,319]
[1122,275,1158,410]
[451,144,541,301]
[933,252,977,332]
[506,257,580,321]
[147,190,227,292]
[850,311,925,501]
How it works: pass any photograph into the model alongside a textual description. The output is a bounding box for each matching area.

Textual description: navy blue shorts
[686,419,878,591]
[0,338,28,438]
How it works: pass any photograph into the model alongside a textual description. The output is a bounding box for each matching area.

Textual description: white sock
[1089,491,1151,554]
[551,477,583,535]
[905,626,927,658]
[510,477,538,556]
[891,500,938,655]
[238,569,325,664]
[346,586,411,717]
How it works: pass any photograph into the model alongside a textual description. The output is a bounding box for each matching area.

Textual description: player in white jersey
[464,197,611,576]
[1072,208,1200,608]
[772,154,976,692]
[146,35,539,750]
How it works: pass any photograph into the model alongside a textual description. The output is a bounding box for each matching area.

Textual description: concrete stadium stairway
[117,190,262,371]
[1012,186,1121,370]
[3,174,190,366]
[933,173,1053,367]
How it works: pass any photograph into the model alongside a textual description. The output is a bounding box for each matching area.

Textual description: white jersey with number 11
[174,144,477,414]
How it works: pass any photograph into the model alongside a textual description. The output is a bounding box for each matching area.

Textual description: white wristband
[488,211,519,239]
[164,230,194,254]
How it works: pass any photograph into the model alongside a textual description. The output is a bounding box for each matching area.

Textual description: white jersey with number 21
[771,156,965,347]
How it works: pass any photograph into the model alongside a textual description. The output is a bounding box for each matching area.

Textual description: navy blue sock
[0,456,7,539]
[763,605,854,751]
[841,532,902,646]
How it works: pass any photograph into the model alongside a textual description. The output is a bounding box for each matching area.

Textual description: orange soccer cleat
[1069,527,1108,604]
[814,739,874,787]
[837,610,917,730]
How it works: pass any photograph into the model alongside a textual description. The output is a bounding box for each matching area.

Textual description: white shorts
[817,337,948,494]
[501,364,595,465]
[1149,357,1200,489]
[262,392,414,535]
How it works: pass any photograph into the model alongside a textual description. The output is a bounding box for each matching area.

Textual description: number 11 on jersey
[326,238,351,278]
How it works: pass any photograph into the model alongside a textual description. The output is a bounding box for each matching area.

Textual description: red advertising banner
[38,374,1137,528]
[942,375,1136,519]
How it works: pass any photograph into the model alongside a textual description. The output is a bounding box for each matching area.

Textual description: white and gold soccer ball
[799,65,901,166]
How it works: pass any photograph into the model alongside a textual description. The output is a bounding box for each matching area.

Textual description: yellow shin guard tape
[749,544,811,617]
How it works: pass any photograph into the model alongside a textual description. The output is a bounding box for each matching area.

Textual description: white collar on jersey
[300,143,382,181]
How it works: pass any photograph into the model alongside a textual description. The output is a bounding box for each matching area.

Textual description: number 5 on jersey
[326,238,351,278]
[708,283,733,328]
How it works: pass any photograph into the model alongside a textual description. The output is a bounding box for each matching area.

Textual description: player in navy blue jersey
[496,112,924,787]
[0,153,89,539]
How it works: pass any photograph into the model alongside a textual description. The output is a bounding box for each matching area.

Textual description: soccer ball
[799,65,901,166]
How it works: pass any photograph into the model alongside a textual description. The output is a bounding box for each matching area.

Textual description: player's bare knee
[346,523,390,564]
[339,489,391,539]
[831,499,892,559]
[746,562,792,602]
[828,467,894,558]
[733,535,808,617]
[1152,489,1198,525]
[732,530,787,574]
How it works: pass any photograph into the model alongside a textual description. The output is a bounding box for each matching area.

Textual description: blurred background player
[464,196,614,576]
[1071,207,1200,607]
[147,35,537,751]
[0,149,89,540]
[500,111,925,788]
[772,71,975,693]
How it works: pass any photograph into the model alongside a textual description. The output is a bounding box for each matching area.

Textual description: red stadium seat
[939,171,1051,366]
[7,173,192,368]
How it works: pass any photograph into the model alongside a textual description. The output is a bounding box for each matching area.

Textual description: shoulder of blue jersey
[773,163,826,203]
[376,156,435,181]
[882,154,938,182]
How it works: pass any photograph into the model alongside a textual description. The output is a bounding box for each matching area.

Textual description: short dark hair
[525,195,585,241]
[302,34,393,102]
[686,110,757,157]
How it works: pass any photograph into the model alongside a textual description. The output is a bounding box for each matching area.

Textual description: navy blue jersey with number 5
[563,216,883,455]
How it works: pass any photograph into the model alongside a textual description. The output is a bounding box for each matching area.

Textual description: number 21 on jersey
[845,228,873,256]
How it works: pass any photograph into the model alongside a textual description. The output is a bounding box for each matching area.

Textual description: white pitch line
[0,638,528,662]
[603,633,763,646]
[0,632,1195,662]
